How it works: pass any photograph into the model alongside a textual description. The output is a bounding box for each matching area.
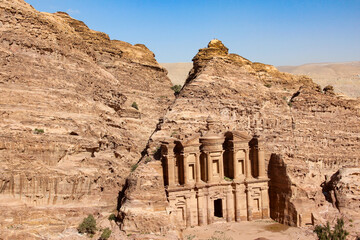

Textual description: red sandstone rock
[0,0,174,238]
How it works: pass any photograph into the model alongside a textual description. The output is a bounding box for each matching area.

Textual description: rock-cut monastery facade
[160,117,270,228]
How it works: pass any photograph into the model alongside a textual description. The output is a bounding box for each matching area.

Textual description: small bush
[108,213,116,221]
[100,228,111,240]
[224,176,233,182]
[131,164,138,172]
[185,235,196,240]
[171,85,182,94]
[131,102,138,110]
[314,218,349,240]
[144,157,151,164]
[78,214,96,235]
[287,102,293,108]
[34,128,44,134]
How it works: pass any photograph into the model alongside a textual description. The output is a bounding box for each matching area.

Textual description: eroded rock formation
[0,0,174,238]
[120,39,360,237]
[1,0,359,238]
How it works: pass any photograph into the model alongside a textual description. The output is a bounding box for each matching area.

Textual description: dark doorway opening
[214,199,223,218]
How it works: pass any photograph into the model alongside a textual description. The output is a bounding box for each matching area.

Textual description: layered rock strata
[0,0,174,238]
[120,39,360,237]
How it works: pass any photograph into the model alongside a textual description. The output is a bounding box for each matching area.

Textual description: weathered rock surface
[323,168,360,216]
[120,39,360,237]
[0,0,174,238]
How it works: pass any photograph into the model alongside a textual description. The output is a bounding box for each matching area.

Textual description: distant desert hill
[278,61,360,98]
[162,61,360,98]
[160,62,193,85]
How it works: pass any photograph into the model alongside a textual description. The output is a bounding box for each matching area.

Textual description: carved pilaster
[167,155,176,187]
[206,152,213,183]
[258,147,266,178]
[206,193,213,224]
[183,153,188,186]
[185,194,191,227]
[245,148,252,179]
[260,186,269,218]
[235,189,241,222]
[219,150,225,181]
[246,186,253,221]
[226,187,233,222]
[195,153,201,184]
[233,149,239,180]
[197,192,206,226]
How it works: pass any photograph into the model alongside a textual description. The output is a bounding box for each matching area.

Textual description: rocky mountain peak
[207,39,229,54]
[188,40,318,91]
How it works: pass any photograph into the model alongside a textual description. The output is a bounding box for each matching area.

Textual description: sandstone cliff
[120,39,360,238]
[0,0,175,238]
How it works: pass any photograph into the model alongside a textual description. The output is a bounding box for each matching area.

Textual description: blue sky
[26,0,360,66]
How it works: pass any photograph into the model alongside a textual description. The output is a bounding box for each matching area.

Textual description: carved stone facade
[160,118,270,228]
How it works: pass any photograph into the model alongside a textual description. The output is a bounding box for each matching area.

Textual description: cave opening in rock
[214,199,223,218]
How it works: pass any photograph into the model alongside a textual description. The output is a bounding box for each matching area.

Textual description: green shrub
[34,128,44,134]
[131,164,138,172]
[131,102,139,110]
[108,213,116,221]
[224,176,233,182]
[185,235,196,240]
[287,102,293,108]
[77,214,96,235]
[100,228,112,240]
[144,157,152,164]
[314,218,349,240]
[171,85,182,94]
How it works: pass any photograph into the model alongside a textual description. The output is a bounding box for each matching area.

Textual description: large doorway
[214,199,223,218]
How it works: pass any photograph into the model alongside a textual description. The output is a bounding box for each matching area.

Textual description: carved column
[185,195,192,227]
[226,187,233,222]
[234,188,241,222]
[167,156,176,187]
[195,153,201,184]
[261,186,269,218]
[183,154,188,185]
[206,152,213,183]
[219,151,224,181]
[246,186,253,221]
[258,148,266,178]
[245,148,252,179]
[233,149,239,180]
[197,192,205,226]
[207,193,213,224]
